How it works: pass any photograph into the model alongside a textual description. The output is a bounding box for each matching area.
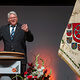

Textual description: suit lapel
[13,24,21,40]
[6,25,11,40]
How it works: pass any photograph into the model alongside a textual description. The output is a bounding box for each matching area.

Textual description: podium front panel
[0,61,21,74]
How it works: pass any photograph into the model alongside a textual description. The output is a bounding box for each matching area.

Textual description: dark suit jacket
[0,23,34,63]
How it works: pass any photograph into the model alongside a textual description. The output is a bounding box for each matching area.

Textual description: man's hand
[21,24,28,32]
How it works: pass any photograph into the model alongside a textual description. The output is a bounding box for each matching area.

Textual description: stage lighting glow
[28,46,57,80]
[76,76,80,80]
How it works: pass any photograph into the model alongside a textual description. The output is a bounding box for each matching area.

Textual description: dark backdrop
[0,6,79,80]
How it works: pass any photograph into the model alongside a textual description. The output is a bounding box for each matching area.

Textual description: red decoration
[67,24,71,29]
[73,23,80,43]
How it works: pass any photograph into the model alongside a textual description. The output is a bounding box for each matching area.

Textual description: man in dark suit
[0,11,34,76]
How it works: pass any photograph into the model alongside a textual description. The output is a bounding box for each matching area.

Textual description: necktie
[10,26,15,40]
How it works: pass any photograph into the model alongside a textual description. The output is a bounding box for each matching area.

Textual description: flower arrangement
[12,54,52,80]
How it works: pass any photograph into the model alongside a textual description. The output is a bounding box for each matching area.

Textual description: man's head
[8,11,18,26]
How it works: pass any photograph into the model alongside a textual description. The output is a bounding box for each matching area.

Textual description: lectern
[0,51,24,74]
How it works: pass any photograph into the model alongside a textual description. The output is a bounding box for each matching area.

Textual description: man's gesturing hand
[21,24,28,32]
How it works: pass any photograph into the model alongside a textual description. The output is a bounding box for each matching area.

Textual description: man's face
[8,14,18,26]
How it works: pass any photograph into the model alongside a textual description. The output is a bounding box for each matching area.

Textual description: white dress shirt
[9,25,17,35]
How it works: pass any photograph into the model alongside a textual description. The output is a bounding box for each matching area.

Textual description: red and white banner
[58,0,80,76]
[58,23,80,76]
